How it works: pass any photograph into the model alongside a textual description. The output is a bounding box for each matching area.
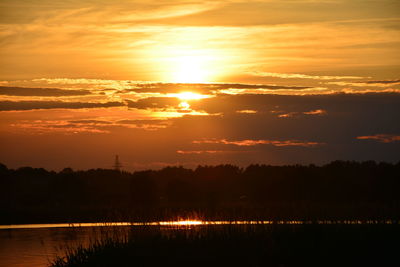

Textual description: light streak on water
[0,219,398,230]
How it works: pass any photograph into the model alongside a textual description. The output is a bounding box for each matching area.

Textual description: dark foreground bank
[50,224,400,267]
[2,160,400,224]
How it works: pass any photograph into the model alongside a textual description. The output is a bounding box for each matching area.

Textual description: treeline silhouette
[1,161,399,223]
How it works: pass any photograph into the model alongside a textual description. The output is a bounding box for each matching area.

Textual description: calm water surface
[0,220,397,267]
[0,226,100,267]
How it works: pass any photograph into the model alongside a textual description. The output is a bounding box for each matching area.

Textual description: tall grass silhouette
[50,223,400,267]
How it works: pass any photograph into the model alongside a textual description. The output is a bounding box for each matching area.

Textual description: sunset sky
[1,0,399,170]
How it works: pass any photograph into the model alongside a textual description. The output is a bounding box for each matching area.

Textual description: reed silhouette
[50,223,400,267]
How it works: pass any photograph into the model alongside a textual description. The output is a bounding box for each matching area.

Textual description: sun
[171,55,210,83]
[154,46,227,83]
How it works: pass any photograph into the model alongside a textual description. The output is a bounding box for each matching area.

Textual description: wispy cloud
[193,138,324,147]
[31,78,138,90]
[6,79,400,99]
[249,71,365,80]
[303,109,327,115]
[10,120,110,134]
[236,109,257,114]
[115,119,172,130]
[340,88,400,94]
[2,0,399,83]
[129,82,311,94]
[9,117,173,134]
[364,79,400,85]
[68,119,113,125]
[275,109,327,118]
[277,112,298,118]
[356,134,400,143]
[67,118,172,131]
[328,79,400,87]
[217,87,331,95]
[176,150,240,154]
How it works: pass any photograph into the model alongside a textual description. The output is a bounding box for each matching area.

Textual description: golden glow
[155,46,227,83]
[170,92,212,111]
[171,55,209,83]
[179,101,190,110]
[1,220,395,229]
[171,92,212,101]
[159,220,203,226]
[151,109,210,119]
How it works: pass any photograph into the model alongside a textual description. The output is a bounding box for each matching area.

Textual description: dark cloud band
[0,86,92,96]
[0,100,124,111]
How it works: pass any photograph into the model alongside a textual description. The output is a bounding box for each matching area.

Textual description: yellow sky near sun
[0,0,399,82]
[1,0,400,170]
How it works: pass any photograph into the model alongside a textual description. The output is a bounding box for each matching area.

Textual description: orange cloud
[340,88,400,94]
[276,109,327,118]
[356,134,400,143]
[0,86,92,97]
[0,100,124,111]
[10,120,110,134]
[278,112,297,118]
[250,72,365,80]
[193,139,323,147]
[328,79,400,88]
[176,150,237,154]
[8,117,173,134]
[236,110,257,114]
[303,109,327,115]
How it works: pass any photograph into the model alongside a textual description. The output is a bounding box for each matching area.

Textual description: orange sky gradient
[0,0,399,170]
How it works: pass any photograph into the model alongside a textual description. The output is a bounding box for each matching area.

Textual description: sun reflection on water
[159,220,203,226]
[0,219,397,230]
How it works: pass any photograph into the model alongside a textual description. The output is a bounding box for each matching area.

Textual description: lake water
[0,220,397,267]
[0,227,88,267]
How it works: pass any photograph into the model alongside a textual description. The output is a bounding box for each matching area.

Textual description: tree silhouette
[0,161,399,223]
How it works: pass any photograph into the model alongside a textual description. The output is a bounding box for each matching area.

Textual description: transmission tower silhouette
[113,155,122,171]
